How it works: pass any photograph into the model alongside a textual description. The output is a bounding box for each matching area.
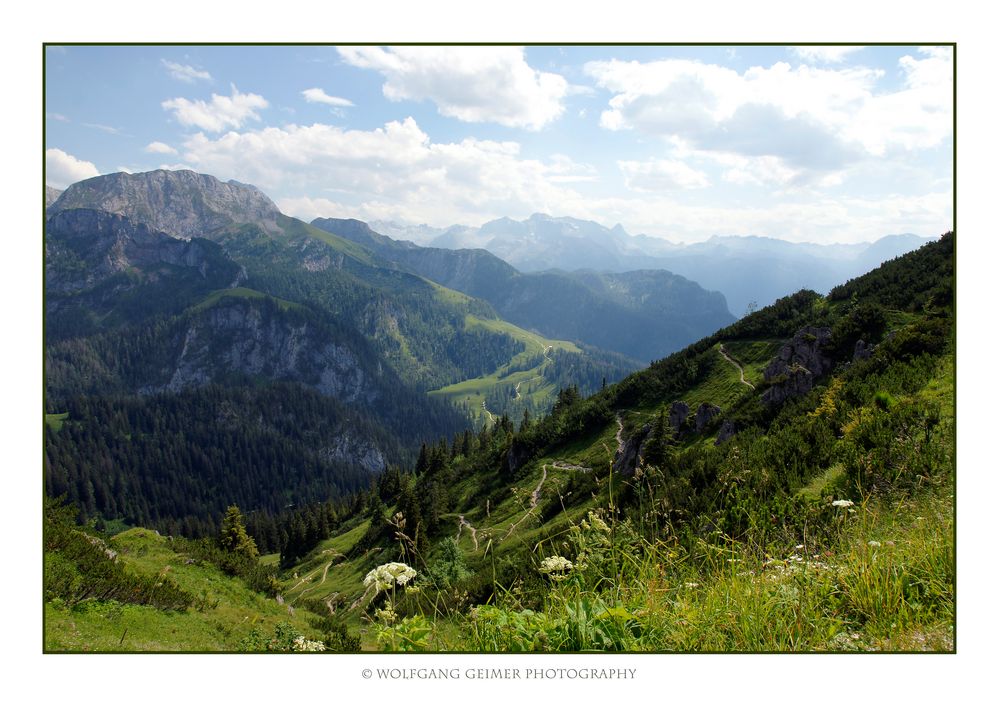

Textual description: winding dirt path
[481,400,495,424]
[501,461,592,541]
[718,344,756,390]
[615,413,626,454]
[456,514,480,551]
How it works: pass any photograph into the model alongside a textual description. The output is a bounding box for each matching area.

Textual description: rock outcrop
[763,326,833,381]
[715,419,737,445]
[46,208,244,293]
[153,300,377,406]
[695,403,722,432]
[318,434,386,474]
[669,401,690,433]
[761,326,833,407]
[46,185,62,208]
[853,339,874,361]
[613,422,652,477]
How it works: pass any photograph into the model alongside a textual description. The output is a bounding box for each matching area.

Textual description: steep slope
[45,208,246,340]
[289,232,953,651]
[45,232,955,652]
[313,217,734,363]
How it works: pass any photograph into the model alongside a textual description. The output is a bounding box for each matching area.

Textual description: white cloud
[619,159,710,191]
[302,88,354,107]
[46,148,99,189]
[46,112,69,122]
[177,117,586,226]
[83,122,122,135]
[844,47,953,155]
[337,46,569,130]
[171,113,949,245]
[791,46,864,64]
[145,141,178,155]
[162,85,269,133]
[585,51,952,184]
[162,59,212,83]
[578,189,951,246]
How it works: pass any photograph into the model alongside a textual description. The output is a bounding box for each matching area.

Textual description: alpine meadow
[42,43,955,654]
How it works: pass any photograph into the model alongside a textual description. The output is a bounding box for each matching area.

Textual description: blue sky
[45,44,953,244]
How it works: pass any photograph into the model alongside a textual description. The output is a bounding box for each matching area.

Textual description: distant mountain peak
[48,169,281,239]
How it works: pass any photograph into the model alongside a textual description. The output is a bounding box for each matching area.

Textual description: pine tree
[643,407,674,469]
[219,505,258,560]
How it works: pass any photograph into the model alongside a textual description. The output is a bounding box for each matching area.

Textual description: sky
[44,44,953,245]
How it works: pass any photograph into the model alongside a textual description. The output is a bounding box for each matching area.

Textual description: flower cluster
[538,555,573,575]
[363,562,417,592]
[831,499,855,508]
[291,636,326,652]
[581,511,610,534]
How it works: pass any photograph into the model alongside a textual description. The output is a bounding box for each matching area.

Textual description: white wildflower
[868,540,881,547]
[292,636,326,652]
[832,499,854,508]
[363,562,417,592]
[684,582,699,588]
[538,555,573,574]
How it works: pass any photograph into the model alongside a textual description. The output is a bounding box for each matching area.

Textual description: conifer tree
[219,505,258,560]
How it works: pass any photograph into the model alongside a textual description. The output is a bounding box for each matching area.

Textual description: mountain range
[369,214,931,314]
[312,217,734,363]
[43,167,942,545]
[44,170,719,532]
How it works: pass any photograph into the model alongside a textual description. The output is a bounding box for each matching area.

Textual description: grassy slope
[45,413,69,432]
[190,286,302,312]
[429,315,581,425]
[292,237,956,651]
[45,528,317,651]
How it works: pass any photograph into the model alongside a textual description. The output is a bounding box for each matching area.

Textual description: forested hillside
[45,232,955,652]
[313,217,734,363]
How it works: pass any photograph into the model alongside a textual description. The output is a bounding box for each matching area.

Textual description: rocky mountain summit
[48,169,282,239]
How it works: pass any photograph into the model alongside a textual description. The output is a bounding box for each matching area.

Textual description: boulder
[694,403,721,432]
[669,401,690,433]
[715,419,736,445]
[613,422,652,477]
[761,326,833,407]
[763,326,833,382]
[853,338,874,361]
